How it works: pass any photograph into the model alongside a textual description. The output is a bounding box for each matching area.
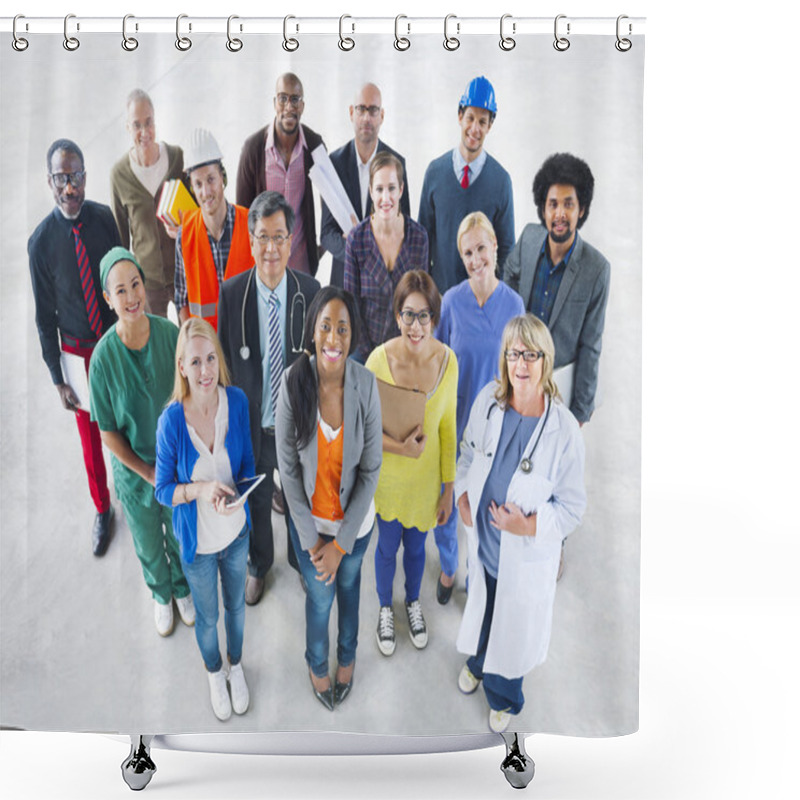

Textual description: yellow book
[156,179,197,227]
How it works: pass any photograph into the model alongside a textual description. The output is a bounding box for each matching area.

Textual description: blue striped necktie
[267,292,283,417]
[71,222,103,338]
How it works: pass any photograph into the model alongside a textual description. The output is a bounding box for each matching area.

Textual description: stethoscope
[238,268,306,361]
[486,394,552,474]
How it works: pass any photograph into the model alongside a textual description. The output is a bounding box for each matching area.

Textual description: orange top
[311,422,344,522]
[181,204,253,330]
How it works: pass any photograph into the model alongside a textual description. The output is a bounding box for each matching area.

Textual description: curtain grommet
[226,15,243,52]
[12,14,29,51]
[121,14,138,52]
[63,14,80,52]
[444,14,460,51]
[499,14,516,51]
[283,15,299,52]
[175,14,192,52]
[553,14,570,52]
[394,15,410,51]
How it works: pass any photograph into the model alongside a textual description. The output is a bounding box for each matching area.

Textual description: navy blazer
[504,224,610,423]
[217,266,320,461]
[320,138,410,287]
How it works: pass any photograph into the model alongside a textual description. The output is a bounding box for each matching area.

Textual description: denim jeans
[466,568,525,714]
[374,516,428,607]
[180,526,249,673]
[289,518,372,678]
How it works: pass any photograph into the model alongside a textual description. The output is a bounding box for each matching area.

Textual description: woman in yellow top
[365,270,458,656]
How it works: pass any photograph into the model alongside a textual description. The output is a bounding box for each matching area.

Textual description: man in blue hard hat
[418,75,515,293]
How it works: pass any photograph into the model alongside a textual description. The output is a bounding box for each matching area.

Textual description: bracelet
[332,539,346,555]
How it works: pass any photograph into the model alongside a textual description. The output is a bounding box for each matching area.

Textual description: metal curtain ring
[175,14,192,51]
[444,14,460,51]
[12,15,29,51]
[499,14,516,51]
[63,14,80,51]
[122,14,138,51]
[338,14,355,51]
[553,14,570,52]
[283,15,299,52]
[394,14,410,51]
[226,15,243,52]
[615,14,632,52]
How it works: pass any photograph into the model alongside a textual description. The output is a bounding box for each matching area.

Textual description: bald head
[274,73,304,136]
[349,83,384,150]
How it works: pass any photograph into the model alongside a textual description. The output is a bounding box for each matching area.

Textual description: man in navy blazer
[218,192,320,604]
[504,153,610,425]
[320,83,410,287]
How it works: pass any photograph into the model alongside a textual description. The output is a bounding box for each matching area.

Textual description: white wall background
[1,1,798,799]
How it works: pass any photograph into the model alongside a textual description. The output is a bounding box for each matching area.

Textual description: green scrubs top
[89,315,179,506]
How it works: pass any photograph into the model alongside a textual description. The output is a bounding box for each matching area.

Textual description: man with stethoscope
[218,191,320,605]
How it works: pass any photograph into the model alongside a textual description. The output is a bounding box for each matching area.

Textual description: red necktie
[72,223,103,339]
[461,164,470,189]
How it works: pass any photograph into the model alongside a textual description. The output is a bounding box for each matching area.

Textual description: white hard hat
[185,128,224,171]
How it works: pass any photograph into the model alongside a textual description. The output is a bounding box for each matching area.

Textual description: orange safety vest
[181,204,253,330]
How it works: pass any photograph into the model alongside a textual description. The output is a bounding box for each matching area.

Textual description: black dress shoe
[309,670,334,711]
[436,572,454,605]
[271,485,285,515]
[92,506,115,557]
[334,674,353,706]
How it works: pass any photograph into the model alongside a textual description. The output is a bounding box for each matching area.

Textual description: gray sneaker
[405,599,428,649]
[376,605,396,656]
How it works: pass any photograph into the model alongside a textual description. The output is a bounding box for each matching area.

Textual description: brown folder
[376,379,427,442]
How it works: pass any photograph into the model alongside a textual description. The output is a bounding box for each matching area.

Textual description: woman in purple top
[432,212,525,604]
[344,151,429,363]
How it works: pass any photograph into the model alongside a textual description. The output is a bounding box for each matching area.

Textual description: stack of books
[156,179,197,227]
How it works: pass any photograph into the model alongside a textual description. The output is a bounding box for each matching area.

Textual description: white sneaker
[458,664,481,694]
[227,662,250,715]
[489,707,515,733]
[154,599,174,637]
[207,668,232,721]
[376,606,396,656]
[405,599,428,649]
[175,594,195,626]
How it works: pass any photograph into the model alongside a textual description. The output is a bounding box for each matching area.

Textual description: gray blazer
[275,357,382,554]
[504,223,610,423]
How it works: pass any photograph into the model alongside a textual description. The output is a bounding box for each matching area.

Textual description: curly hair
[532,153,595,229]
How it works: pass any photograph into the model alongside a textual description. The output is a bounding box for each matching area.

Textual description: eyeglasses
[354,104,382,117]
[504,349,544,363]
[276,93,303,108]
[49,171,86,188]
[399,309,432,326]
[252,233,290,247]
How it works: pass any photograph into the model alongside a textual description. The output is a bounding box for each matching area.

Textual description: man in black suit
[218,192,320,604]
[320,83,411,287]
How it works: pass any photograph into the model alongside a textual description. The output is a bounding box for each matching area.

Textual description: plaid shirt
[344,216,429,361]
[174,202,237,313]
[529,233,579,325]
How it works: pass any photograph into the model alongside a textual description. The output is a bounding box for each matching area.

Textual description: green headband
[99,246,146,291]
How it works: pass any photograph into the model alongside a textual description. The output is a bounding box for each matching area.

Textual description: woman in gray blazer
[276,287,383,710]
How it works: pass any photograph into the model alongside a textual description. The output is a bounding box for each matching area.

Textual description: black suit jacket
[320,139,410,287]
[218,267,320,460]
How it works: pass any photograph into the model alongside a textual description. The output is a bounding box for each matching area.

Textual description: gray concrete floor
[1,34,641,737]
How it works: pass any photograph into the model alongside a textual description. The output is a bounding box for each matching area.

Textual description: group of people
[27,71,610,734]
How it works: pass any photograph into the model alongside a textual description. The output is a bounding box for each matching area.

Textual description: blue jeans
[433,486,458,578]
[180,526,249,673]
[467,568,525,714]
[374,515,427,607]
[289,518,373,678]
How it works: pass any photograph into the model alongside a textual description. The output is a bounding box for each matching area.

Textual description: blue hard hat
[458,76,497,115]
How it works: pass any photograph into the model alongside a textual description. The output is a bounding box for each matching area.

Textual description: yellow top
[366,343,458,531]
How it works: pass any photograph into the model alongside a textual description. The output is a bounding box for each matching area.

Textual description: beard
[548,225,573,245]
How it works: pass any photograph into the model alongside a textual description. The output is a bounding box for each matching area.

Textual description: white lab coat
[455,383,586,678]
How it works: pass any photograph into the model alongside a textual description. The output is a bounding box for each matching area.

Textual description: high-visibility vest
[181,204,252,330]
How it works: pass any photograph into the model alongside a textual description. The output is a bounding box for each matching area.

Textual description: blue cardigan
[155,386,255,564]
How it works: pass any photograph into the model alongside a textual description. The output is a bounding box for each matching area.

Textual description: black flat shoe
[92,506,115,557]
[334,674,353,706]
[436,572,454,605]
[309,670,334,711]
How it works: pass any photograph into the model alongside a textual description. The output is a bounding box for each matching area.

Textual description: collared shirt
[452,147,487,187]
[255,270,288,428]
[265,122,309,274]
[174,201,237,313]
[27,200,120,384]
[529,233,579,325]
[356,141,379,219]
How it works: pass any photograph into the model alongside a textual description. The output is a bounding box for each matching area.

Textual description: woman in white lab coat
[454,314,586,733]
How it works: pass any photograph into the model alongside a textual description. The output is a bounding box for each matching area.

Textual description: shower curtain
[0,21,643,741]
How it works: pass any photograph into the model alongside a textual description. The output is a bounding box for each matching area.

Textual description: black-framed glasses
[49,171,85,188]
[252,233,290,247]
[399,309,432,326]
[354,104,382,117]
[504,349,544,363]
[276,93,303,108]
